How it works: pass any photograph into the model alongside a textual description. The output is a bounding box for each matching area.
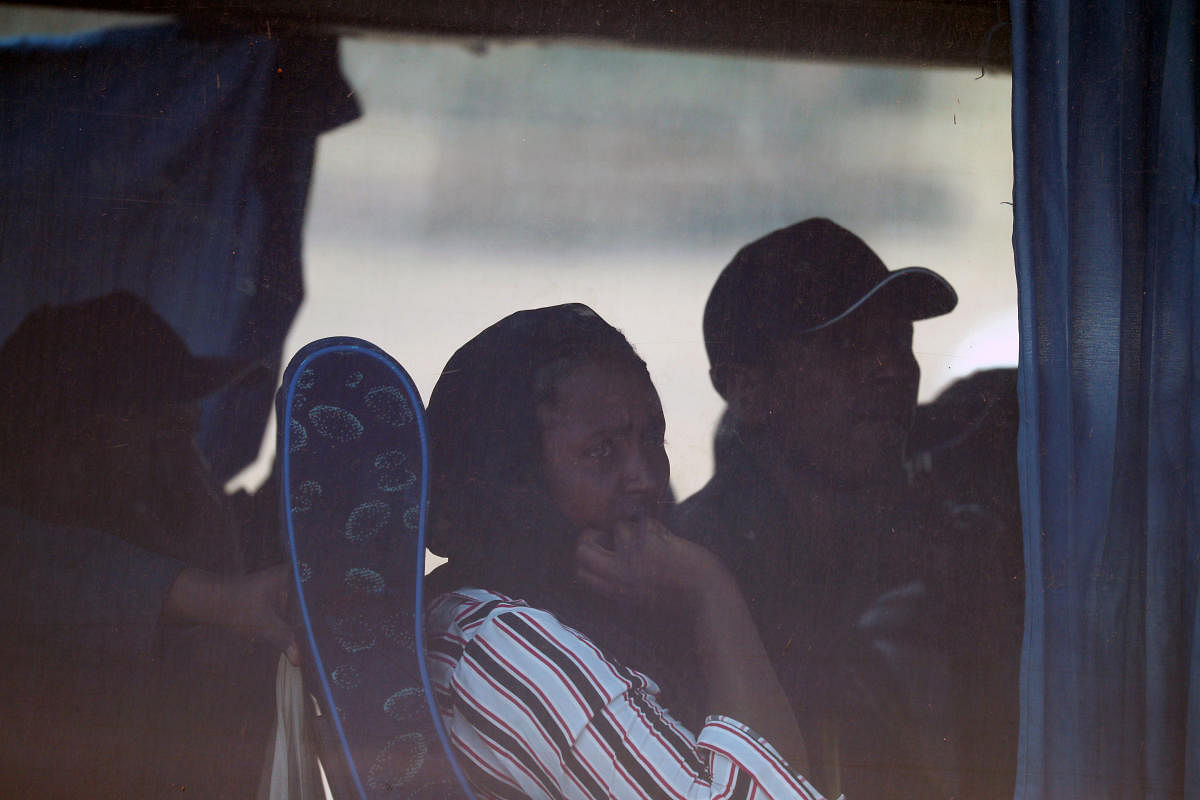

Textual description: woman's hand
[574,517,734,617]
[576,517,810,773]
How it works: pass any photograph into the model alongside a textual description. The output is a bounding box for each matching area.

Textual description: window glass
[239,36,1015,499]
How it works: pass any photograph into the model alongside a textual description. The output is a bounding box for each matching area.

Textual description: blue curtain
[1011,0,1199,797]
[0,24,359,480]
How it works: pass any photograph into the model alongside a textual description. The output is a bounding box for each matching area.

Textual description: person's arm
[426,589,827,800]
[575,518,809,773]
[0,509,185,656]
[689,563,810,770]
[0,508,296,662]
[164,564,299,665]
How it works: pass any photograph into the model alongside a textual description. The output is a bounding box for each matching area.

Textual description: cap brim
[802,267,958,333]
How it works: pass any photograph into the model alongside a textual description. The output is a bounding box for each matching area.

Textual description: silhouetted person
[908,367,1024,799]
[677,218,1016,799]
[909,367,1021,535]
[0,293,295,799]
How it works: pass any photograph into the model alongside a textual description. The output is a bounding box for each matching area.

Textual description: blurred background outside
[3,7,1017,500]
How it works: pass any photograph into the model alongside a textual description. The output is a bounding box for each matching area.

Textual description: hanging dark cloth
[0,22,360,481]
[0,23,358,799]
[1010,0,1199,796]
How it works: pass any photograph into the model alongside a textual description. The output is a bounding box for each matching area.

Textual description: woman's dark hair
[425,303,646,582]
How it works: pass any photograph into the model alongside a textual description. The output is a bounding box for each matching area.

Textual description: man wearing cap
[677,218,1011,799]
[0,292,295,798]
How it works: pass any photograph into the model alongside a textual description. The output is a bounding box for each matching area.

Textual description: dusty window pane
[239,38,1015,498]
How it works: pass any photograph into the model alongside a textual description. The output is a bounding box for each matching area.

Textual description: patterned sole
[278,338,472,800]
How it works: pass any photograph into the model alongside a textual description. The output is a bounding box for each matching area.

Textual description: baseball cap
[0,292,261,423]
[703,218,957,388]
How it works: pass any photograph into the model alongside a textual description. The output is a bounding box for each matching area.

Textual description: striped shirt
[427,588,829,800]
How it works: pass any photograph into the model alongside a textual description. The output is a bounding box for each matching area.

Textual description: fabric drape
[0,23,359,480]
[1010,0,1199,796]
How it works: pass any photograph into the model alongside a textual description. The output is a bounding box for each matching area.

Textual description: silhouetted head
[908,367,1020,517]
[704,218,957,487]
[426,304,669,581]
[0,292,260,560]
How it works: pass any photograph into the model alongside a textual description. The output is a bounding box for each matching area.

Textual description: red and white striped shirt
[426,588,830,800]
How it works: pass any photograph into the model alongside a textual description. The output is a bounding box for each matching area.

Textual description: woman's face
[538,359,670,533]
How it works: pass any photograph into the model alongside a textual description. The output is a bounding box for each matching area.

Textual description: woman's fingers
[610,519,644,554]
[578,518,728,617]
[576,528,650,603]
[576,527,613,553]
[575,533,625,583]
